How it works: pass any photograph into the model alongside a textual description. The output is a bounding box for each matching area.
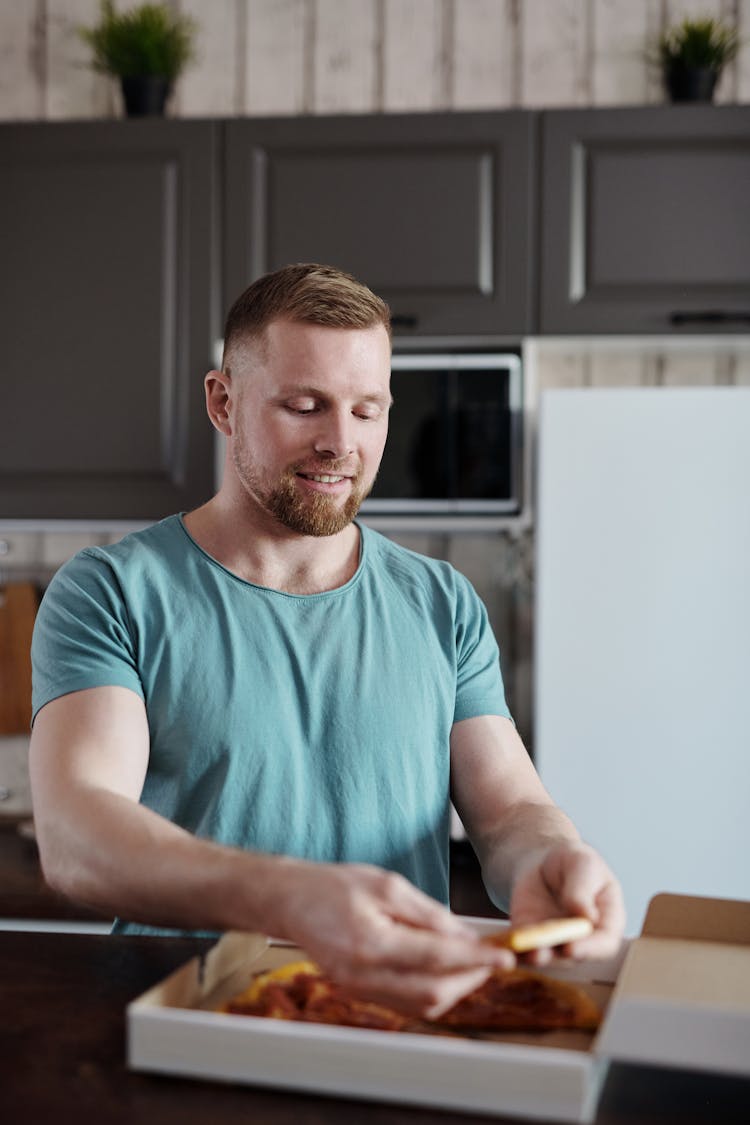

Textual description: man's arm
[30,686,513,1015]
[450,714,625,960]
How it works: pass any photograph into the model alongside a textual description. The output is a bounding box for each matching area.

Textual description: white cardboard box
[127,895,750,1123]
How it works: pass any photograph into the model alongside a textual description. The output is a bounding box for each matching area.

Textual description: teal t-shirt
[31,516,510,932]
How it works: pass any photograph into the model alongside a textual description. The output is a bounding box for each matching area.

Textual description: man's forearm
[37,784,306,936]
[472,799,582,913]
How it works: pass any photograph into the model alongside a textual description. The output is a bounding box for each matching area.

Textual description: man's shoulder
[79,514,185,570]
[48,515,187,599]
[361,523,461,592]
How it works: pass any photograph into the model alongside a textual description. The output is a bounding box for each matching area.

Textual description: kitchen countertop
[2,930,749,1124]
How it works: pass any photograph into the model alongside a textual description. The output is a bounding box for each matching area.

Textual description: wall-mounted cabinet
[0,120,217,521]
[1,106,748,523]
[223,111,537,337]
[540,106,750,335]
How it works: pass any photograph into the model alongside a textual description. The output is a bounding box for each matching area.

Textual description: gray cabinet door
[0,120,217,520]
[540,106,750,334]
[224,112,536,337]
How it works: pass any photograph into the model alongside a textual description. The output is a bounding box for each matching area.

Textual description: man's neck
[182,497,362,595]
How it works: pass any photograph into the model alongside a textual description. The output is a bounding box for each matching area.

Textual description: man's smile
[299,472,347,483]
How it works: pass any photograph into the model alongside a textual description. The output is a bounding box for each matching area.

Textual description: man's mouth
[298,472,348,484]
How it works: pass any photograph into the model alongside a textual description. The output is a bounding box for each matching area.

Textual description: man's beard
[233,449,373,537]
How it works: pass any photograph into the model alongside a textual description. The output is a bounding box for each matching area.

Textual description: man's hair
[222,263,391,370]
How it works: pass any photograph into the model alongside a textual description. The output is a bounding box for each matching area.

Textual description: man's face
[228,318,392,536]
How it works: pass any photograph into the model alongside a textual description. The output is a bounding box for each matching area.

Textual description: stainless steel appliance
[362,348,523,520]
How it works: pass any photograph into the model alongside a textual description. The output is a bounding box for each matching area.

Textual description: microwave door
[364,351,522,517]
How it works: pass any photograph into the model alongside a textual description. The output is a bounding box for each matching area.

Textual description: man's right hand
[267,858,515,1018]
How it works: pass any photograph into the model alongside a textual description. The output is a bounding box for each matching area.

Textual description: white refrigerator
[534,386,750,933]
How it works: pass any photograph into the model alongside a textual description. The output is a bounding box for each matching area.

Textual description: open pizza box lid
[595,891,750,1076]
[127,896,750,1123]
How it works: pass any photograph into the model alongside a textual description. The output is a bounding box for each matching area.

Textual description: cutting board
[0,582,39,735]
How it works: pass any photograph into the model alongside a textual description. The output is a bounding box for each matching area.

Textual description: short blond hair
[223,263,391,370]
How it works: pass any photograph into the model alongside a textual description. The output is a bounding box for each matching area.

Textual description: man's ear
[205,370,232,436]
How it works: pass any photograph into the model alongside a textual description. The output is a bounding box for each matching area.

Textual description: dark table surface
[1,929,749,1125]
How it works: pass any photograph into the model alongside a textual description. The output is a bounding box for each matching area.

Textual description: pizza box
[127,895,750,1123]
[595,892,750,1077]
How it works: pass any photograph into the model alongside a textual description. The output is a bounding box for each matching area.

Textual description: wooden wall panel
[312,0,379,113]
[0,1,43,120]
[519,0,589,107]
[174,0,240,116]
[660,351,724,385]
[591,0,659,106]
[738,0,750,102]
[382,0,445,111]
[45,0,114,119]
[245,0,308,115]
[588,353,647,387]
[452,0,517,109]
[0,0,748,117]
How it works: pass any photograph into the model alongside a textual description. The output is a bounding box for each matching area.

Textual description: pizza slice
[222,960,412,1031]
[221,958,601,1033]
[436,965,601,1030]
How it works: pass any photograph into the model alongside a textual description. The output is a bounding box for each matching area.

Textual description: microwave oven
[361,348,524,520]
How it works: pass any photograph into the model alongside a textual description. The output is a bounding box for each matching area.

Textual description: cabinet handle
[390,314,419,329]
[670,310,750,326]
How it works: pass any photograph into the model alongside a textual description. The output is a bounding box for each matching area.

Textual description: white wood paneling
[660,351,723,385]
[519,0,589,107]
[734,351,750,384]
[312,0,378,113]
[665,0,724,22]
[245,0,308,115]
[174,0,239,116]
[382,0,444,111]
[0,0,42,119]
[0,0,748,116]
[591,0,659,106]
[588,352,647,386]
[453,0,517,109]
[535,352,588,393]
[737,0,750,101]
[45,0,114,119]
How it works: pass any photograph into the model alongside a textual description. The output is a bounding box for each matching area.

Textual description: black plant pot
[665,64,719,103]
[120,75,172,117]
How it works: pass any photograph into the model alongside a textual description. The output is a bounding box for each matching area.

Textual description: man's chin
[270,489,365,537]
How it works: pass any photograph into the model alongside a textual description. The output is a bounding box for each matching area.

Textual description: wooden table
[1,930,748,1125]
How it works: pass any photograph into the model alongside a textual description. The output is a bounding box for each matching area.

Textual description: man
[30,263,624,1017]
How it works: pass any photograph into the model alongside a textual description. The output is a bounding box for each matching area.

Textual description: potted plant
[657,16,740,103]
[79,1,197,117]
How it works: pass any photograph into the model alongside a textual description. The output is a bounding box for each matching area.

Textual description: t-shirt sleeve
[31,549,144,723]
[453,573,512,724]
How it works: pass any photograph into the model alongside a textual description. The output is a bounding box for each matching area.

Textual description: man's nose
[313,410,354,458]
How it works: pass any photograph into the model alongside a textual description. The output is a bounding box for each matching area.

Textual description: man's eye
[286,403,316,415]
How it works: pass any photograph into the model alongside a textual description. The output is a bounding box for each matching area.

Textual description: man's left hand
[509,842,626,964]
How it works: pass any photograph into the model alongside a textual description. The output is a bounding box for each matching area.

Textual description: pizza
[433,965,601,1031]
[220,958,601,1034]
[222,959,412,1030]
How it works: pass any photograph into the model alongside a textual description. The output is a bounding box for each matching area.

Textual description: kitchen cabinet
[0,120,217,520]
[2,107,746,523]
[540,105,750,334]
[223,111,537,337]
